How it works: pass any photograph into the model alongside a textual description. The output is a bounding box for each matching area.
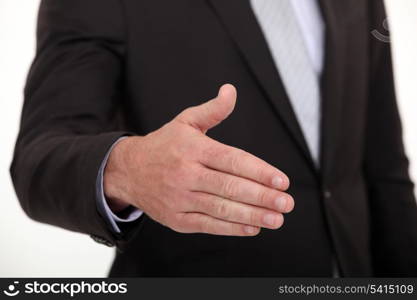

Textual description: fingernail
[263,214,277,227]
[275,196,288,212]
[272,176,284,189]
[244,226,256,235]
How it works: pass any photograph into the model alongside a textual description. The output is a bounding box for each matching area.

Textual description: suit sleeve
[10,0,140,247]
[365,0,417,276]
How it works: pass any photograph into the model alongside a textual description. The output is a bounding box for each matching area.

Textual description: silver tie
[251,0,322,165]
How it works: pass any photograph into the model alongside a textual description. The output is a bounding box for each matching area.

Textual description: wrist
[103,136,141,213]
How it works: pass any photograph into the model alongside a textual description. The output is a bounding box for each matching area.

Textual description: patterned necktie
[251,0,323,166]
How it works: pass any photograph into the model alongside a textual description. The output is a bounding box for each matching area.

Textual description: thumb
[176,84,237,133]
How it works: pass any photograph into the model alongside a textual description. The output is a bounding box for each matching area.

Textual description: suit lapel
[207,0,347,177]
[318,0,347,179]
[207,0,316,171]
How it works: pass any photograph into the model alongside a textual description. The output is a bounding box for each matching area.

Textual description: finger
[189,192,284,229]
[200,140,290,191]
[193,169,295,213]
[175,84,237,133]
[174,212,261,236]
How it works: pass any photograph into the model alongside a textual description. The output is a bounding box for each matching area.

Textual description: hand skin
[104,84,294,236]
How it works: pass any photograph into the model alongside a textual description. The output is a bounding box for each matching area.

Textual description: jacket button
[323,189,332,199]
[90,234,114,247]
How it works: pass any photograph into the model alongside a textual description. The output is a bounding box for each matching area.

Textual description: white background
[0,0,416,277]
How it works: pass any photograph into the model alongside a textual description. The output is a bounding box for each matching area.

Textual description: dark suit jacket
[10,0,417,277]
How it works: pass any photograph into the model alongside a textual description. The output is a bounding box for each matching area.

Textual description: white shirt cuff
[96,137,143,233]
